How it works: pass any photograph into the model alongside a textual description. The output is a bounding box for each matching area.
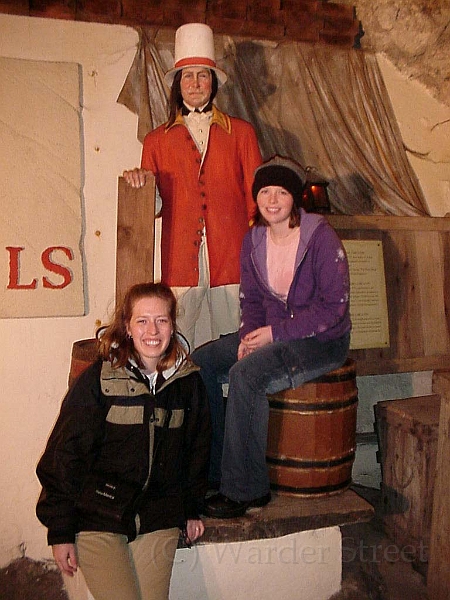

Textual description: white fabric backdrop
[0,57,84,317]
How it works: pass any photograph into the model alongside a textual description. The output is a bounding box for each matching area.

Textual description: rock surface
[347,0,450,107]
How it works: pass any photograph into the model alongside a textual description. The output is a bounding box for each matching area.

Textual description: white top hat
[164,23,227,87]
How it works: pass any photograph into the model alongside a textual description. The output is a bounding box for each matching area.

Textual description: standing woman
[36,282,211,600]
[192,156,351,516]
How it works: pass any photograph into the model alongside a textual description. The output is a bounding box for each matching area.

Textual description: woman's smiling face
[256,186,295,226]
[126,296,173,373]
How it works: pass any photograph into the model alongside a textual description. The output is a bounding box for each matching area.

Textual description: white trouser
[172,237,240,351]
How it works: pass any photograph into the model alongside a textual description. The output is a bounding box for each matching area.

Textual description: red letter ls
[6,247,38,289]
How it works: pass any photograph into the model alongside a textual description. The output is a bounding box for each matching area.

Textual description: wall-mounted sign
[343,239,390,350]
[0,57,84,317]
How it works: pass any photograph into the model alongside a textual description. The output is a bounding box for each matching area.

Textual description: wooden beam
[428,371,450,598]
[116,176,155,304]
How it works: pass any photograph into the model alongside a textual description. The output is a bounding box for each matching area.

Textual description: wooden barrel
[266,358,358,497]
[68,338,99,387]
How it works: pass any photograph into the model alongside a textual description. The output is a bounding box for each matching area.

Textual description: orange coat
[141,107,262,287]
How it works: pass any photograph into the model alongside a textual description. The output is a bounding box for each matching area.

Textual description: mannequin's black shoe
[203,492,271,518]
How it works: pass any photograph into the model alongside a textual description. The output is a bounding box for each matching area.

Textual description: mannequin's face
[180,67,212,108]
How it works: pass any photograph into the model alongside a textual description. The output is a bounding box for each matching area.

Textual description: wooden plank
[354,356,450,377]
[116,176,155,304]
[416,231,449,356]
[391,229,423,358]
[203,489,374,544]
[328,214,450,232]
[428,372,450,599]
[326,215,450,375]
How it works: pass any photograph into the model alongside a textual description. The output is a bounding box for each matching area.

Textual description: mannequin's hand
[122,168,151,188]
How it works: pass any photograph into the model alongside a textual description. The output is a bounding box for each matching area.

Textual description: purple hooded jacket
[239,208,351,343]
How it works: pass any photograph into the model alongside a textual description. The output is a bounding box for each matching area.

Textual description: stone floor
[331,485,429,600]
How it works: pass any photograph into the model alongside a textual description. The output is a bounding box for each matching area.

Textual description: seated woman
[192,156,351,518]
[36,282,211,600]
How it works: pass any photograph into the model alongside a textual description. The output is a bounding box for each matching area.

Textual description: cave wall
[345,0,450,109]
[0,1,448,108]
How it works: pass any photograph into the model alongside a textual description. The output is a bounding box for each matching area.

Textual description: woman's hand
[237,341,252,360]
[53,543,78,577]
[122,168,151,189]
[185,519,205,545]
[239,326,273,358]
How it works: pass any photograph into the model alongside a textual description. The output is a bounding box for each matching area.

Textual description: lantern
[302,167,331,213]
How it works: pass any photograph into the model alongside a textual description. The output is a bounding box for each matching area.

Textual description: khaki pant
[75,528,179,600]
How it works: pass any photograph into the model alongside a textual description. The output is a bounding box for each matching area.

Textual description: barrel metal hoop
[267,451,355,469]
[268,392,358,413]
[270,478,352,495]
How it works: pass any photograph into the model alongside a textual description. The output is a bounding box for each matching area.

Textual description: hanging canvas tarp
[118,29,429,217]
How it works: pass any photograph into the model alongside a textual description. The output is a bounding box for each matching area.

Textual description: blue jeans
[192,331,350,499]
[191,334,239,483]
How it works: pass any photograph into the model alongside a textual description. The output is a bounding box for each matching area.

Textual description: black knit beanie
[252,156,305,208]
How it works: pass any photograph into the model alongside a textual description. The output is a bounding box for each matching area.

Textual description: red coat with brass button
[141,106,262,287]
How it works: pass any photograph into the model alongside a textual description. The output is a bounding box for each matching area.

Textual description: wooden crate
[375,394,440,574]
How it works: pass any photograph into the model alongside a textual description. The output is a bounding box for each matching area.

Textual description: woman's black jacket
[36,357,211,545]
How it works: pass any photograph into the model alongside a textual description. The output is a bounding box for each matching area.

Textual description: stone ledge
[198,488,374,545]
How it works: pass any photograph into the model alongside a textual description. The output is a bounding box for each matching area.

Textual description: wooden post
[428,371,450,598]
[116,175,155,304]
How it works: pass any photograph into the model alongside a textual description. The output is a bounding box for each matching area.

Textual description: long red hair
[97,282,185,371]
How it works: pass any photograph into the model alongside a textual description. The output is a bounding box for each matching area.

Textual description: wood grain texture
[375,394,440,575]
[328,215,450,375]
[116,176,155,304]
[428,372,450,599]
